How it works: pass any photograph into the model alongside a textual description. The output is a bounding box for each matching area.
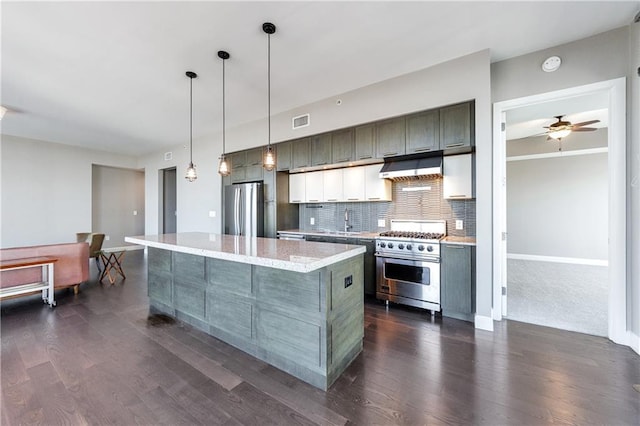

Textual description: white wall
[138,50,494,325]
[507,153,608,259]
[629,19,640,343]
[92,165,145,248]
[0,135,137,248]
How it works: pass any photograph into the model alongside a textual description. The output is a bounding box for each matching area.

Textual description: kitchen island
[124,232,365,390]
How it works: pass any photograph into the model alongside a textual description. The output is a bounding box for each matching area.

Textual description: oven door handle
[374,253,440,263]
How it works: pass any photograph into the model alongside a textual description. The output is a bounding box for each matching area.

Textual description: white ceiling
[1,1,637,156]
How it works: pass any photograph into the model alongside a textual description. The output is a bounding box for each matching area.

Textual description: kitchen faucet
[344,208,352,232]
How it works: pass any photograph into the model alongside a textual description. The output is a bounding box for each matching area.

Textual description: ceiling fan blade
[572,119,600,127]
[571,127,598,132]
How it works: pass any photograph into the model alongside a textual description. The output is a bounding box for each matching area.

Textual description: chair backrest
[76,232,91,243]
[89,234,105,257]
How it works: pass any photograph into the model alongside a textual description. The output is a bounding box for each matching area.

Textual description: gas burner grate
[378,231,444,240]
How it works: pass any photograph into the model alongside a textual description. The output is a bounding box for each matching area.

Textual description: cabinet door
[343,167,365,202]
[355,124,375,160]
[332,129,354,164]
[323,169,343,202]
[356,238,376,296]
[305,171,324,203]
[245,164,263,182]
[306,235,330,243]
[292,137,311,169]
[289,173,305,203]
[441,244,474,317]
[230,151,247,169]
[443,153,474,199]
[364,164,392,201]
[440,102,473,150]
[276,141,293,171]
[246,147,263,166]
[406,110,440,154]
[376,117,406,158]
[311,134,332,166]
[230,167,247,183]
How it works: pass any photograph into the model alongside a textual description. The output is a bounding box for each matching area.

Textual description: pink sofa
[0,242,90,295]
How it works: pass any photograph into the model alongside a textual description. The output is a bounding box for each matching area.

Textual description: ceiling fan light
[548,128,571,140]
[186,162,197,182]
[218,155,230,176]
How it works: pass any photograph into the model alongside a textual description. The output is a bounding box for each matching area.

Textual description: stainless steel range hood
[379,153,443,180]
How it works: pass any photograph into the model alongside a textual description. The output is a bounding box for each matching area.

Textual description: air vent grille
[164,152,173,161]
[292,114,310,129]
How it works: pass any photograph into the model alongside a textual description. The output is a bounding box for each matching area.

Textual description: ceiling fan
[543,115,600,141]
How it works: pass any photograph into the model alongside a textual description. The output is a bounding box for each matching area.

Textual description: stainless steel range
[375,219,446,312]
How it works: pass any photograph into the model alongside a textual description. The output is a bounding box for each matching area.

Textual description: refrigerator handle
[234,187,240,235]
[240,186,245,235]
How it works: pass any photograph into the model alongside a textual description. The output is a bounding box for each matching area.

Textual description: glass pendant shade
[264,146,275,171]
[218,155,230,176]
[186,162,197,182]
[548,128,571,140]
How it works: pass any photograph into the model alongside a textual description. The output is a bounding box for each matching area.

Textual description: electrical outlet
[310,217,315,225]
[209,210,216,218]
[105,235,110,241]
[133,210,137,216]
[456,220,463,230]
[378,219,386,227]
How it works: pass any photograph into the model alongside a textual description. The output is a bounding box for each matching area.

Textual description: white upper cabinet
[443,153,474,199]
[305,171,324,203]
[323,169,343,202]
[364,164,392,201]
[343,167,365,201]
[289,173,306,203]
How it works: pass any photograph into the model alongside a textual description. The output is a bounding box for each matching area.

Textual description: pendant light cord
[267,31,271,148]
[189,75,193,164]
[222,56,226,155]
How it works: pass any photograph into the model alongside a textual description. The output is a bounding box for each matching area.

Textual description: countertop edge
[442,237,476,246]
[124,236,365,273]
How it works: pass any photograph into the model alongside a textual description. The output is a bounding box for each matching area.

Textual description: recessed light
[542,56,562,72]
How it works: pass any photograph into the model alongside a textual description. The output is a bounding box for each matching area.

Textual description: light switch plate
[209,210,216,218]
[105,235,110,241]
[378,219,386,227]
[133,210,137,216]
[310,217,315,225]
[456,220,463,230]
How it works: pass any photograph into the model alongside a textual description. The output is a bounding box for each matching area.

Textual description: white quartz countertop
[125,232,365,273]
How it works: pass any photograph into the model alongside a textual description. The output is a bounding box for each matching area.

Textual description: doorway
[162,167,177,234]
[493,78,627,344]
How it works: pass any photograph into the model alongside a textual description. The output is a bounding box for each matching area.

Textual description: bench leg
[73,284,79,295]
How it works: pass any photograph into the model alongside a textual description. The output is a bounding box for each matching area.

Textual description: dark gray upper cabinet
[355,124,375,160]
[406,110,440,154]
[292,137,311,169]
[246,147,263,166]
[276,141,292,171]
[376,117,406,158]
[230,151,246,169]
[311,133,332,166]
[440,102,474,150]
[441,244,475,322]
[331,129,355,164]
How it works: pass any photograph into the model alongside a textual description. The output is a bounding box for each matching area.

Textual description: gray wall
[492,24,638,337]
[92,165,145,248]
[507,152,608,259]
[0,135,138,248]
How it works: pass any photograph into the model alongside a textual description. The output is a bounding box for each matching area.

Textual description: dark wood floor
[2,250,639,425]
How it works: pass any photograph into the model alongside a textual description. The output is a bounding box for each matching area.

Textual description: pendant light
[217,50,231,177]
[263,22,276,171]
[185,71,198,182]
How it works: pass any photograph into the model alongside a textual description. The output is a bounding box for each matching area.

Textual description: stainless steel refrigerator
[224,182,264,237]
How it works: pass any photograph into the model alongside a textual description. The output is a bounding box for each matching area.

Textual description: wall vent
[292,113,310,129]
[164,152,173,161]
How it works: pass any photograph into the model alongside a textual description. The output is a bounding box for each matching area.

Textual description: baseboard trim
[507,253,608,267]
[474,314,494,331]
[628,331,640,355]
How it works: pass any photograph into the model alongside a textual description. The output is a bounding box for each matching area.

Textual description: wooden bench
[0,256,57,307]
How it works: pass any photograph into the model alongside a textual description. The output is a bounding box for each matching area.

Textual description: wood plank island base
[125,232,365,390]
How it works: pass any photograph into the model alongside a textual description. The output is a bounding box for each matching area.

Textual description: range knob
[426,245,434,252]
[406,244,413,250]
[379,242,386,248]
[418,245,424,251]
[388,242,394,249]
[398,244,404,250]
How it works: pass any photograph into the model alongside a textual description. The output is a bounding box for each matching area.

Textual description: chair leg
[95,257,101,272]
[73,285,79,295]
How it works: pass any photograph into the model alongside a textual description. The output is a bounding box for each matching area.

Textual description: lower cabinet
[441,244,475,322]
[356,238,376,296]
